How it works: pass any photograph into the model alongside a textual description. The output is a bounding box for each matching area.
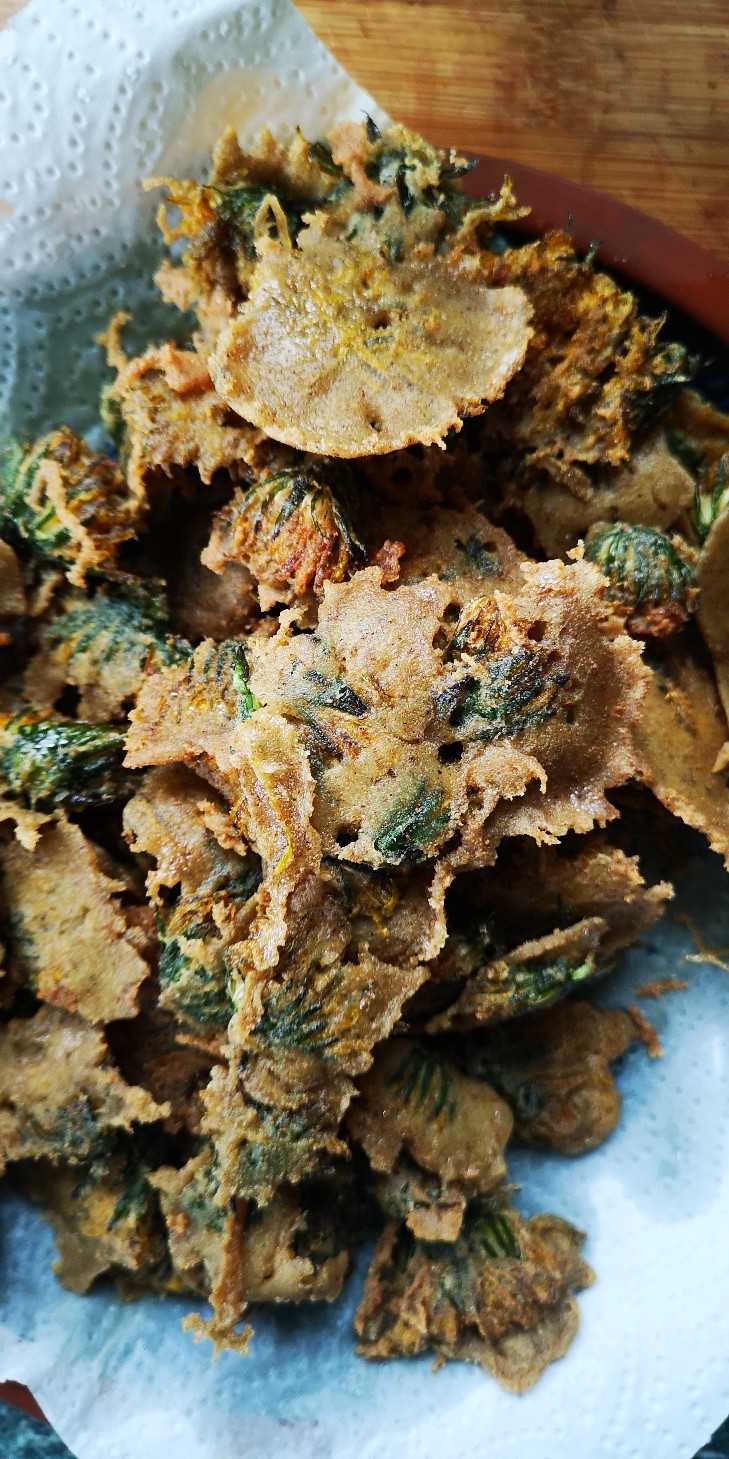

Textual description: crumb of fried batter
[628,1004,663,1058]
[371,538,405,584]
[675,911,729,973]
[634,978,689,1000]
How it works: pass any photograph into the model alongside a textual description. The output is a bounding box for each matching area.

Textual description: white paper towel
[0,4,728,1458]
[0,0,388,440]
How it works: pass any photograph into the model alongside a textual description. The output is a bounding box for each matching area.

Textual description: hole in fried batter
[438,741,464,765]
[217,406,250,428]
[54,684,82,717]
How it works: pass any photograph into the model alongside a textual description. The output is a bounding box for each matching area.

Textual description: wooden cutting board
[298,0,729,261]
[0,0,726,258]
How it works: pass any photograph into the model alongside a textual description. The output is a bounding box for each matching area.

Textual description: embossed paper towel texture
[0,0,388,438]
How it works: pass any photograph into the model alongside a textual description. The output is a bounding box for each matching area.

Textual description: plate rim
[466,154,729,347]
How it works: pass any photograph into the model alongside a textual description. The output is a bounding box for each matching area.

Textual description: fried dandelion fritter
[0,428,142,586]
[210,240,533,457]
[355,1204,594,1393]
[0,113,724,1392]
[460,1000,638,1155]
[0,1006,169,1174]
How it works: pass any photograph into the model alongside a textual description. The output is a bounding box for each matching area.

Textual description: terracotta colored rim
[466,155,729,347]
[0,1379,46,1421]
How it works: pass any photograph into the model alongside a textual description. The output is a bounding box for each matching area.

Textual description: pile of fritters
[1,118,728,1394]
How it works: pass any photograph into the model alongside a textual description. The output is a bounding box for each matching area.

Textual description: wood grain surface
[0,0,727,257]
[297,0,729,260]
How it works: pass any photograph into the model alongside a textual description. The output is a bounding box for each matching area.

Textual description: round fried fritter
[210,239,532,457]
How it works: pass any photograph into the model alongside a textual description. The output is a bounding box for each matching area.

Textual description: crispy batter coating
[245,557,643,876]
[25,1140,168,1295]
[183,568,256,645]
[427,918,605,1033]
[371,1157,470,1244]
[201,935,428,1205]
[211,239,532,457]
[124,767,262,1037]
[152,121,525,347]
[126,642,322,981]
[473,559,645,855]
[669,390,729,540]
[347,1038,512,1197]
[103,328,268,498]
[628,1002,663,1057]
[634,649,729,867]
[479,231,692,483]
[0,790,50,851]
[157,885,257,1038]
[202,454,365,611]
[320,857,447,968]
[105,995,220,1137]
[150,1146,231,1299]
[0,816,150,1023]
[24,583,188,721]
[151,125,341,343]
[125,545,645,1085]
[422,837,670,1033]
[153,1147,353,1313]
[240,946,429,1078]
[355,1205,593,1392]
[123,765,258,901]
[253,594,535,874]
[462,1000,637,1154]
[584,522,698,640]
[200,1051,351,1206]
[505,426,696,561]
[392,501,526,599]
[0,428,141,586]
[322,120,526,256]
[634,977,689,999]
[467,836,671,961]
[0,540,26,637]
[670,390,729,462]
[698,505,729,725]
[0,1005,168,1175]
